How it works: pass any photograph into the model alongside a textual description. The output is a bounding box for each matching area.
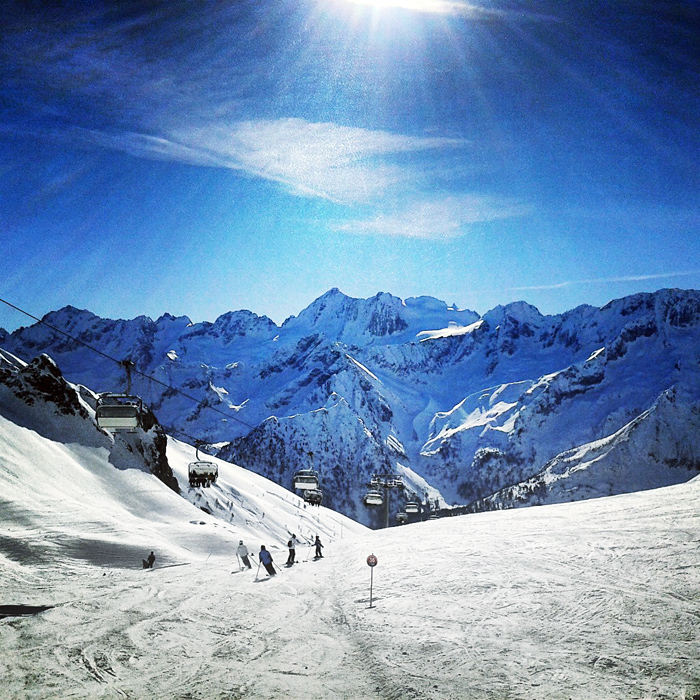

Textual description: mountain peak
[156,312,192,326]
[483,300,544,329]
[282,289,410,341]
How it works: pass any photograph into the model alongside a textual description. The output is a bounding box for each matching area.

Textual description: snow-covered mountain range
[3,287,700,526]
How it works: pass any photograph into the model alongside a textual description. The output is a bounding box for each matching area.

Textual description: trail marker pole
[366,554,378,608]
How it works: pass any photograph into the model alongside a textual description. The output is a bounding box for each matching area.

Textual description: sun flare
[339,0,477,16]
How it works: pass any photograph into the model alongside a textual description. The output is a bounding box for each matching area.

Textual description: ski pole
[255,559,262,581]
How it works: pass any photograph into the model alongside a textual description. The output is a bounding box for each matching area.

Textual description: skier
[286,534,300,565]
[143,551,156,569]
[237,540,252,569]
[314,535,324,559]
[259,545,276,576]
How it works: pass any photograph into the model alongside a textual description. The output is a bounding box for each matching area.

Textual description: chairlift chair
[293,469,320,491]
[95,394,143,431]
[396,512,408,524]
[364,489,384,507]
[188,460,218,488]
[405,501,420,514]
[188,442,218,487]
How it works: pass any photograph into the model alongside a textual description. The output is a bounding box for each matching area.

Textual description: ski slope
[1,413,700,698]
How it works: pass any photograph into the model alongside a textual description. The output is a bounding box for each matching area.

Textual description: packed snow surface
[1,412,699,699]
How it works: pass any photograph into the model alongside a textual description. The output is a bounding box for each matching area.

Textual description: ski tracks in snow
[2,482,700,699]
[323,499,700,700]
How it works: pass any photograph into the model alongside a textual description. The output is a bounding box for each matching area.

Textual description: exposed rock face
[0,349,178,493]
[3,288,700,526]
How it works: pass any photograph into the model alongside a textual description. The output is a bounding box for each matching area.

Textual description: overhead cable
[0,296,257,431]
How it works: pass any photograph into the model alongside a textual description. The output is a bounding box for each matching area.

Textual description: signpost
[367,554,378,608]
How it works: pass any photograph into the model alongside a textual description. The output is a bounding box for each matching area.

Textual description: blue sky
[1,0,699,331]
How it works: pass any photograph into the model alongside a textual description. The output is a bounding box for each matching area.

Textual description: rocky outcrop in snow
[0,349,178,492]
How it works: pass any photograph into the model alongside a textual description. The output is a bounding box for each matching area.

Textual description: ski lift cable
[159,424,220,460]
[0,296,257,431]
[158,423,202,447]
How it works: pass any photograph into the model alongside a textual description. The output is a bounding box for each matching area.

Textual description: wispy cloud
[2,3,530,234]
[509,270,700,292]
[18,119,522,239]
[170,119,466,204]
[63,119,467,205]
[333,194,530,240]
[1,3,523,224]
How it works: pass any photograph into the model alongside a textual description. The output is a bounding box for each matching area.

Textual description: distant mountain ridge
[3,287,700,526]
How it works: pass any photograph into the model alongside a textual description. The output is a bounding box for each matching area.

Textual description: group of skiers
[235,534,324,577]
[145,536,324,576]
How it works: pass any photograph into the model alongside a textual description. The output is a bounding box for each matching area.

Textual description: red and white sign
[366,554,378,567]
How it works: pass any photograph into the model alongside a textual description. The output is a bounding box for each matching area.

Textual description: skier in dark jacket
[314,535,324,559]
[259,546,276,576]
[144,551,156,569]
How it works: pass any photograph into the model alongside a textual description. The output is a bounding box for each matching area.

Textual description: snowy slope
[1,397,699,698]
[4,287,700,525]
[0,355,364,571]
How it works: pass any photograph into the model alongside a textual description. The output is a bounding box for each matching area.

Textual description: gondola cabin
[188,460,218,487]
[293,469,320,491]
[303,488,323,506]
[364,489,384,507]
[95,395,143,431]
[405,501,420,514]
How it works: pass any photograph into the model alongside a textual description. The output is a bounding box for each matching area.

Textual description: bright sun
[341,0,471,15]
